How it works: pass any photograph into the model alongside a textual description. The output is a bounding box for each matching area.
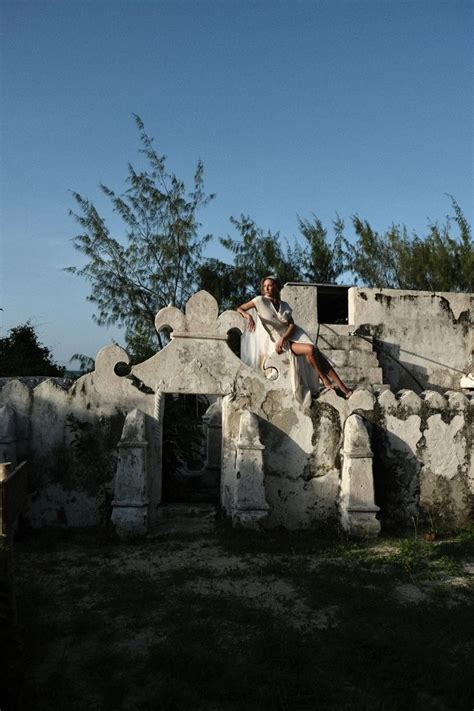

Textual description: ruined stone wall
[349,288,473,392]
[0,288,472,534]
[0,342,159,529]
[220,383,316,530]
[372,389,473,531]
[0,342,361,532]
[1,379,472,533]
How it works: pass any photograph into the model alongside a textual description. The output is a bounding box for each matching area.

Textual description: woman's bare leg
[315,349,353,398]
[290,342,353,398]
[289,342,333,388]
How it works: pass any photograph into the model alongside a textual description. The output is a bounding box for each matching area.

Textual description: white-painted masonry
[0,286,472,534]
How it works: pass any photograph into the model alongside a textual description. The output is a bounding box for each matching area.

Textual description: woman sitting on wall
[237,276,353,403]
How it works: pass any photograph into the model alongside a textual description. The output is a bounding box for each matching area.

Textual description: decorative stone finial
[154,290,243,340]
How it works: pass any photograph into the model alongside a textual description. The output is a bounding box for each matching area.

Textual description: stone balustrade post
[232,411,269,529]
[111,408,149,538]
[339,413,380,537]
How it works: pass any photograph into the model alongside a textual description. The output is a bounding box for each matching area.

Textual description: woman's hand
[275,337,285,354]
[236,301,256,332]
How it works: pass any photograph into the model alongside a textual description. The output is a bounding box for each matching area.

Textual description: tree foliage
[0,323,65,377]
[68,117,471,363]
[69,352,95,375]
[198,214,345,308]
[198,215,302,308]
[295,215,345,284]
[67,115,214,357]
[198,201,471,307]
[342,197,473,292]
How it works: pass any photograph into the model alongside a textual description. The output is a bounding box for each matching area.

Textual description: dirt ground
[6,507,474,710]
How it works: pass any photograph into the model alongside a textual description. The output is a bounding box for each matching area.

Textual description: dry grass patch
[9,522,474,711]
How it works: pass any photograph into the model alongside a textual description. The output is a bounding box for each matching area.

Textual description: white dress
[241,295,319,405]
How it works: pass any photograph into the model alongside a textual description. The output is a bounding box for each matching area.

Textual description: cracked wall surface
[372,389,473,530]
[0,287,472,532]
[349,288,472,392]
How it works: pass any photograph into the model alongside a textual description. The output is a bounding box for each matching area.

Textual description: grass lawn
[7,518,474,710]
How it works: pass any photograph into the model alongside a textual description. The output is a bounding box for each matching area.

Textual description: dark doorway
[161,394,221,503]
[317,285,349,324]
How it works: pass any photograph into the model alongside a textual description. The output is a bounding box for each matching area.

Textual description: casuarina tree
[67,115,214,358]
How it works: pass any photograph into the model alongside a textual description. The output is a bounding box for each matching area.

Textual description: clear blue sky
[1,0,472,366]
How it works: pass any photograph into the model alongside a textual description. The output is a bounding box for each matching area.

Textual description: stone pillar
[232,411,269,529]
[111,408,149,538]
[340,413,380,537]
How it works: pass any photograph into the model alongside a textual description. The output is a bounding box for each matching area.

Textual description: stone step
[335,366,384,385]
[317,327,374,352]
[155,503,217,520]
[320,348,380,368]
[316,323,384,386]
[317,334,375,352]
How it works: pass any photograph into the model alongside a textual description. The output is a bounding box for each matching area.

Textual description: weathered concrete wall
[0,292,370,531]
[0,288,472,534]
[373,389,473,531]
[349,288,473,392]
[0,375,128,528]
[281,284,318,337]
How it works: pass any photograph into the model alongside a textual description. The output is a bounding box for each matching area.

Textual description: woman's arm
[275,317,296,354]
[236,300,257,332]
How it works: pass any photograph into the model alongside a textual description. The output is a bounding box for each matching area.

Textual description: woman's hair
[260,275,281,296]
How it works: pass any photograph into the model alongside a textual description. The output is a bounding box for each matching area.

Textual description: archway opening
[161,394,222,504]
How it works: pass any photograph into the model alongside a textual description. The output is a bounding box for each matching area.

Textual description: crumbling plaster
[373,389,473,530]
[349,288,473,392]
[0,287,472,533]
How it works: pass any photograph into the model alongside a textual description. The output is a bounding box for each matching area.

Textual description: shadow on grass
[11,524,474,711]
